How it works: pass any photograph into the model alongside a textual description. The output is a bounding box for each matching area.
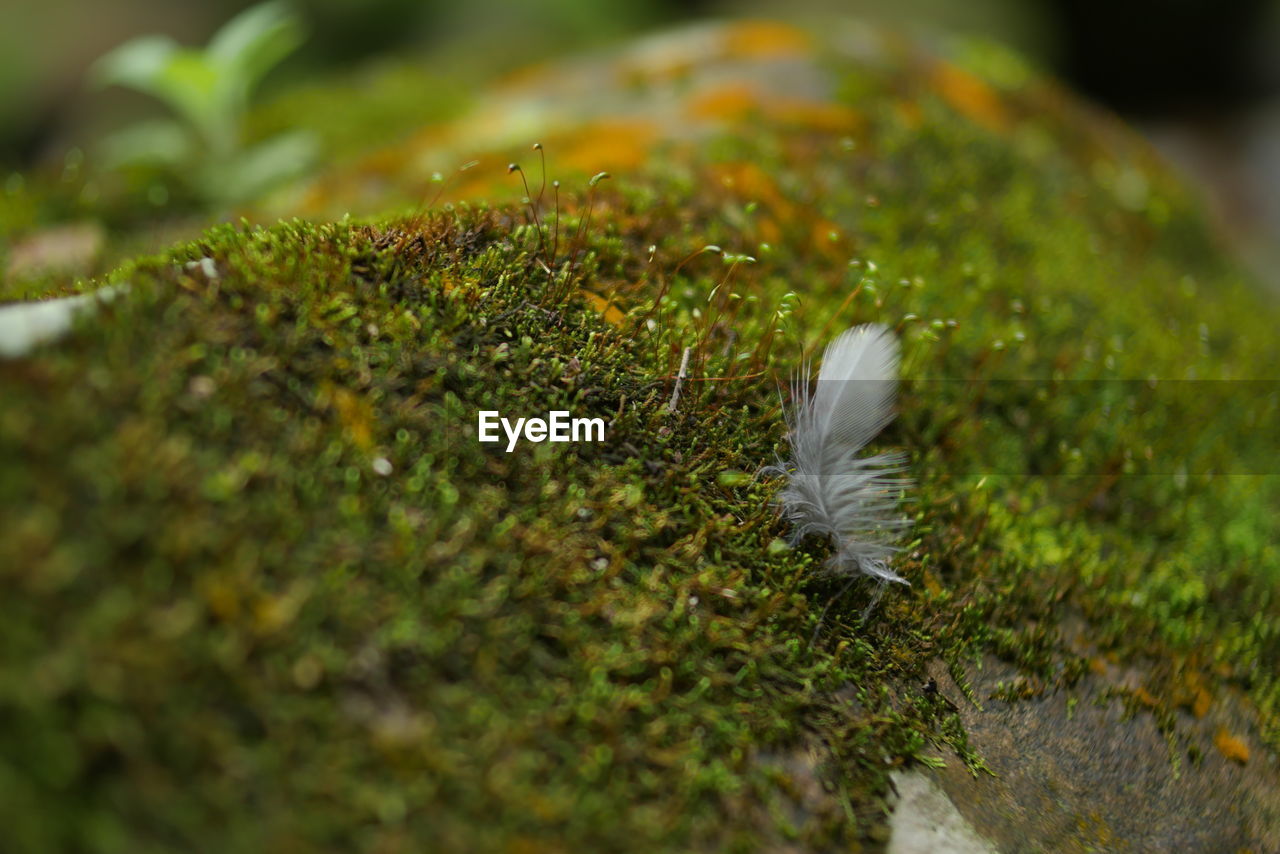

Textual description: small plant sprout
[91,0,318,207]
[767,324,912,618]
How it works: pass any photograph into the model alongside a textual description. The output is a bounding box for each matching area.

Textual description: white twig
[668,346,692,413]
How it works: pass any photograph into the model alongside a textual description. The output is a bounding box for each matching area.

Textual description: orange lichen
[1131,686,1159,708]
[722,20,812,59]
[615,43,697,87]
[359,144,422,179]
[810,219,848,260]
[492,59,556,90]
[754,216,782,245]
[930,62,1011,133]
[686,83,763,122]
[763,99,862,134]
[446,167,511,205]
[708,161,790,213]
[583,291,626,326]
[1192,688,1212,719]
[554,120,659,174]
[894,99,924,130]
[1176,668,1214,719]
[330,386,374,450]
[1214,729,1250,764]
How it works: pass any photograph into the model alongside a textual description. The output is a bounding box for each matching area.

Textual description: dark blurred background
[4,0,1280,281]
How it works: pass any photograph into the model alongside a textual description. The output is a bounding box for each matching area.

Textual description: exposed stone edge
[887,769,999,854]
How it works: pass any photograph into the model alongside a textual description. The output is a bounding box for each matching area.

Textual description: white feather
[769,324,911,587]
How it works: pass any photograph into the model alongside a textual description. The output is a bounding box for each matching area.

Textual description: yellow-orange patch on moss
[1214,729,1250,764]
[583,291,626,326]
[492,59,557,90]
[330,386,374,450]
[763,99,862,134]
[296,183,336,217]
[553,120,659,174]
[618,52,696,87]
[1131,686,1159,708]
[1176,668,1214,718]
[810,219,848,260]
[922,572,943,597]
[686,83,763,122]
[445,169,510,205]
[201,576,241,622]
[754,216,782,245]
[252,590,302,636]
[894,99,924,130]
[708,161,790,213]
[358,143,422,179]
[931,62,1010,133]
[723,20,812,59]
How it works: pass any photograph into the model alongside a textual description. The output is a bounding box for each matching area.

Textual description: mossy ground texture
[2,19,1278,853]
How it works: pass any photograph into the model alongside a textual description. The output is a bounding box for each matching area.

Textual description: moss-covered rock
[2,18,1278,852]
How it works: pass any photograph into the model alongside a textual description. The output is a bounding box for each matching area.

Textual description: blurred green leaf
[155,52,229,150]
[89,1,312,208]
[208,1,306,92]
[93,38,228,153]
[97,119,193,169]
[90,35,179,93]
[207,129,318,204]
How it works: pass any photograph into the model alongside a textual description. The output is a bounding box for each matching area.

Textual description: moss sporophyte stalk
[2,15,1279,854]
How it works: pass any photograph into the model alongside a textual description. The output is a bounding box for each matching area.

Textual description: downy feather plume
[769,324,911,588]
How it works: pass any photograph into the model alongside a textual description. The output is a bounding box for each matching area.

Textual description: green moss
[2,20,1279,852]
